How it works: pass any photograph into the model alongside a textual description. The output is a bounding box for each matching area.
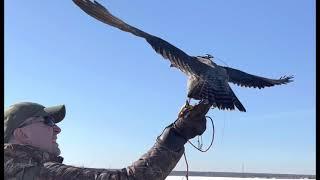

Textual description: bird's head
[197,54,215,63]
[205,54,214,59]
[197,54,214,60]
[196,54,216,66]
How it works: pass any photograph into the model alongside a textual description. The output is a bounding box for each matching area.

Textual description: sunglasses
[18,116,56,128]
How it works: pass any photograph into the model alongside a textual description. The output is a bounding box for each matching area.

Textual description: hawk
[73,0,293,112]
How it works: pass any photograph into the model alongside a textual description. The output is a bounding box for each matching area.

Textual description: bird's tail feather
[209,89,235,111]
[187,78,246,112]
[228,88,246,112]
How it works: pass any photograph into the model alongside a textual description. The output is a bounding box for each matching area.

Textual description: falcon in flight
[73,0,293,112]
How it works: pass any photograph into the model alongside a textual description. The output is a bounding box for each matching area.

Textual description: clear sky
[5,0,315,175]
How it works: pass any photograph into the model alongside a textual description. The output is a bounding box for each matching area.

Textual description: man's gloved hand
[173,100,211,140]
[157,100,211,151]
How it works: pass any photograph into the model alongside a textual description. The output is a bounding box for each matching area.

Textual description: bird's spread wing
[73,0,210,75]
[222,66,294,88]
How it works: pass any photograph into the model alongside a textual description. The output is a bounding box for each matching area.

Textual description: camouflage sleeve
[39,137,184,180]
[125,141,184,180]
[40,163,132,180]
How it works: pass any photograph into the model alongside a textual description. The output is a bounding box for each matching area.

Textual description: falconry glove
[157,100,211,151]
[174,100,211,140]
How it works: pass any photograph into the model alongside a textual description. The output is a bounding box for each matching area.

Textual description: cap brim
[44,105,66,123]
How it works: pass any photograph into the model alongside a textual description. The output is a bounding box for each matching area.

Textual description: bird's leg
[210,103,216,109]
[186,97,191,106]
[185,98,192,110]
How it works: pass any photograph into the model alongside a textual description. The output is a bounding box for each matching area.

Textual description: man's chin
[51,143,61,156]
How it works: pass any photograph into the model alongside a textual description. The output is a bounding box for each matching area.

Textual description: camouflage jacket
[4,141,184,180]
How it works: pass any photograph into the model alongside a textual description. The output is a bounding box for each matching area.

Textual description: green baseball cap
[4,102,66,143]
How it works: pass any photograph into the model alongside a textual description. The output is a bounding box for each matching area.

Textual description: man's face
[19,116,61,156]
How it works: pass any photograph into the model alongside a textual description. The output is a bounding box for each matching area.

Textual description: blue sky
[5,0,315,175]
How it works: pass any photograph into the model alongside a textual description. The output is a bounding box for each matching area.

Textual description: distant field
[166,177,315,180]
[168,171,315,180]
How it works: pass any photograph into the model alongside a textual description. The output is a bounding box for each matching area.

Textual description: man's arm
[39,142,183,180]
[38,101,210,180]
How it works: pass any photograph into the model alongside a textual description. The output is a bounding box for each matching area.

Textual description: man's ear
[13,128,30,144]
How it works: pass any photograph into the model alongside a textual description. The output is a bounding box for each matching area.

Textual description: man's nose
[53,125,61,134]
